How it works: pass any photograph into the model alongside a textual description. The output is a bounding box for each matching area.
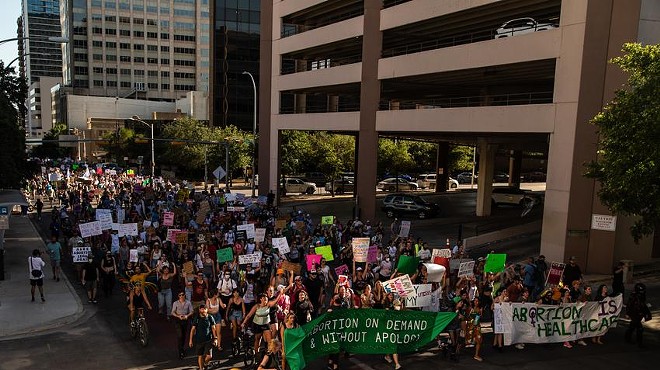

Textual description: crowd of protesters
[22,161,649,370]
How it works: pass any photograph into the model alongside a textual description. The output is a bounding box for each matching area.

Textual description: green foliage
[31,123,74,159]
[0,63,28,188]
[377,139,415,174]
[449,145,475,172]
[586,43,660,242]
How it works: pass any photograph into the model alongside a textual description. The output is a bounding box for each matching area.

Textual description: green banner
[284,309,456,370]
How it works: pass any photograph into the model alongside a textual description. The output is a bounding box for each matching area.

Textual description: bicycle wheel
[130,321,137,338]
[139,321,149,347]
[244,347,255,367]
[231,337,241,357]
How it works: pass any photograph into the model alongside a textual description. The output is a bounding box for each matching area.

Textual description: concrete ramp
[463,220,542,250]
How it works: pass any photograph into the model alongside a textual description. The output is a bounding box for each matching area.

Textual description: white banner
[458,260,475,278]
[238,253,261,265]
[72,246,91,263]
[237,223,256,240]
[404,284,432,308]
[382,274,415,298]
[271,237,290,254]
[255,228,266,243]
[119,223,139,237]
[351,238,370,262]
[399,220,411,238]
[79,221,102,238]
[498,295,623,345]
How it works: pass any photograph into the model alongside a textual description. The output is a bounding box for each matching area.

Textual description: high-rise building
[210,0,260,130]
[60,0,210,101]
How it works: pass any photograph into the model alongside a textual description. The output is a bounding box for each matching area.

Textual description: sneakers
[577,340,587,346]
[31,296,35,302]
[41,296,45,302]
[515,344,525,350]
[384,355,393,364]
[395,365,402,370]
[563,342,573,348]
[92,300,98,304]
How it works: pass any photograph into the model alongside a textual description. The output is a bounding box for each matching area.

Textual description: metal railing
[280,101,361,114]
[281,8,364,38]
[378,92,553,110]
[280,54,362,75]
[382,30,495,58]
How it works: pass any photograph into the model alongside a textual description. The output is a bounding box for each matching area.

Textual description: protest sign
[397,255,420,275]
[116,208,125,224]
[79,221,102,238]
[334,264,349,276]
[493,303,510,334]
[404,284,432,308]
[383,274,415,297]
[142,220,151,229]
[423,263,446,283]
[315,245,334,262]
[352,238,370,262]
[196,202,210,224]
[254,228,266,243]
[275,219,287,230]
[367,245,379,263]
[431,248,452,260]
[399,220,411,238]
[235,230,247,241]
[237,223,256,240]
[547,262,565,285]
[119,223,138,237]
[95,208,112,221]
[112,223,120,231]
[295,221,305,231]
[129,249,139,263]
[166,229,182,243]
[239,253,261,265]
[72,246,91,263]
[484,253,507,273]
[321,216,333,225]
[306,254,322,271]
[281,260,302,275]
[182,261,194,274]
[97,212,113,230]
[337,275,349,287]
[272,237,290,254]
[163,211,174,226]
[457,260,476,278]
[216,248,234,263]
[450,258,471,272]
[284,309,456,370]
[175,232,189,245]
[423,288,442,313]
[500,295,623,344]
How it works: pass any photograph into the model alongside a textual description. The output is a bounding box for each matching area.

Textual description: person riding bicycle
[129,283,153,327]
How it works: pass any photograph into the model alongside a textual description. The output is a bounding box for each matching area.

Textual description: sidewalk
[0,215,83,340]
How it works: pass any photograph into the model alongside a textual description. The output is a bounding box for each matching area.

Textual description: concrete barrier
[463,220,542,250]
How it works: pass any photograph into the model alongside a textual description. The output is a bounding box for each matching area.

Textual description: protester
[45,235,62,282]
[29,248,46,302]
[625,283,652,348]
[189,304,218,370]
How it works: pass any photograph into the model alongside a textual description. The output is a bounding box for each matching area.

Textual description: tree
[586,43,660,242]
[31,123,72,159]
[0,63,29,188]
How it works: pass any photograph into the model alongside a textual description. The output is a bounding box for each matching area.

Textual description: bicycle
[231,326,257,367]
[130,308,150,347]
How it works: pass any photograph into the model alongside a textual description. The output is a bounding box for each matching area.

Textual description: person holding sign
[242,282,292,353]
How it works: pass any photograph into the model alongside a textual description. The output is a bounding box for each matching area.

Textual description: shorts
[50,259,60,268]
[229,310,243,322]
[210,312,222,323]
[254,324,270,334]
[30,278,44,287]
[195,340,214,356]
[84,280,98,290]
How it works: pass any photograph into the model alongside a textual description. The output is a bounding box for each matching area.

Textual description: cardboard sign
[423,263,446,282]
[175,231,189,245]
[182,261,194,274]
[237,223,256,239]
[166,229,182,243]
[163,211,174,226]
[367,245,379,263]
[484,253,507,273]
[335,264,349,276]
[254,228,266,243]
[315,245,334,262]
[321,216,333,225]
[431,248,452,260]
[399,220,411,238]
[116,208,125,224]
[79,221,102,238]
[295,221,305,231]
[306,254,322,271]
[129,249,139,263]
[216,248,234,263]
[405,284,432,308]
[95,208,112,221]
[275,219,287,230]
[337,275,349,287]
[272,237,290,254]
[197,202,210,224]
[547,262,565,285]
[281,260,302,275]
[118,223,138,237]
[458,260,476,278]
[72,246,92,263]
[383,274,415,297]
[239,253,261,265]
[97,212,113,230]
[352,238,370,262]
[143,220,152,229]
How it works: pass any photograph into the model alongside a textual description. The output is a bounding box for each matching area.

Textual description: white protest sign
[97,212,113,230]
[271,237,290,254]
[238,253,261,265]
[237,223,256,240]
[404,284,432,308]
[431,248,452,259]
[143,220,152,229]
[423,287,442,312]
[493,303,509,334]
[254,228,266,243]
[351,238,370,262]
[112,223,120,231]
[458,260,476,278]
[129,249,139,263]
[79,221,102,238]
[95,208,112,221]
[399,220,411,238]
[423,263,446,282]
[116,208,125,224]
[383,274,415,297]
[119,223,139,237]
[72,246,91,263]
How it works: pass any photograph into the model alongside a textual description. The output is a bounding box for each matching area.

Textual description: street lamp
[0,36,69,46]
[130,115,155,180]
[242,71,257,198]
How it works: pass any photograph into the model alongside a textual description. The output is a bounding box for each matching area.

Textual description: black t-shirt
[83,262,98,280]
[193,314,216,342]
[304,277,324,305]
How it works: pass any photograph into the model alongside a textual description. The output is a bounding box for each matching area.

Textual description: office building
[259,0,660,273]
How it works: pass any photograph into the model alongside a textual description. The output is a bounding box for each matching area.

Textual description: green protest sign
[396,255,420,275]
[285,309,456,370]
[484,253,506,273]
[321,216,334,225]
[216,248,234,263]
[315,245,334,261]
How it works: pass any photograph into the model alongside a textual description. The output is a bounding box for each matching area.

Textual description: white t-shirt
[28,256,46,280]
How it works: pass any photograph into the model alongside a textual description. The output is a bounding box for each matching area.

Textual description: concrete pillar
[295,94,306,113]
[508,150,522,188]
[476,141,496,217]
[355,0,382,221]
[329,95,339,112]
[435,142,449,193]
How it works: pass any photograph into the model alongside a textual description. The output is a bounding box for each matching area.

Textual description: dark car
[303,172,328,187]
[493,172,510,183]
[456,171,477,184]
[381,193,439,219]
[521,171,547,182]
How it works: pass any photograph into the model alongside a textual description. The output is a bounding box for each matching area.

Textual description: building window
[120,16,130,23]
[134,57,144,63]
[160,33,170,39]
[133,44,144,51]
[134,18,144,25]
[121,69,131,75]
[147,45,158,51]
[160,58,170,65]
[74,66,88,75]
[147,58,158,64]
[93,54,103,61]
[107,80,117,87]
[134,30,144,37]
[104,1,116,9]
[74,39,88,48]
[161,71,169,77]
[106,68,117,75]
[174,47,196,55]
[174,59,196,67]
[105,41,116,48]
[147,19,157,26]
[93,67,104,73]
[120,43,130,49]
[148,70,158,77]
[121,81,131,87]
[106,55,117,61]
[161,83,169,90]
[160,45,169,52]
[135,70,145,76]
[93,80,104,87]
[105,15,116,22]
[74,26,87,35]
[92,27,102,34]
[173,34,195,42]
[92,40,103,47]
[120,29,131,36]
[105,28,117,35]
[148,83,158,89]
[147,32,158,39]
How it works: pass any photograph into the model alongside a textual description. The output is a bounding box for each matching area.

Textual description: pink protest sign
[367,245,379,263]
[335,264,349,276]
[306,254,322,272]
[163,211,174,226]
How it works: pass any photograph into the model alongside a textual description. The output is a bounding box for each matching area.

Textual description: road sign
[213,165,226,180]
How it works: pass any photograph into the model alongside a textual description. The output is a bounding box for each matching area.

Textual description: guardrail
[379,92,553,110]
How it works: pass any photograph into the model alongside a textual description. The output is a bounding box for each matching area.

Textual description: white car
[416,173,459,190]
[281,177,317,195]
[494,17,558,39]
[377,177,419,192]
[491,186,535,207]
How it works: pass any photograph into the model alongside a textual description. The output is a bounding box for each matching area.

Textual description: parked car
[303,172,328,187]
[456,172,477,184]
[491,186,535,207]
[521,171,547,182]
[281,177,317,195]
[381,173,413,182]
[325,178,355,194]
[494,17,558,38]
[381,193,439,219]
[416,173,459,189]
[493,172,510,183]
[377,177,419,192]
